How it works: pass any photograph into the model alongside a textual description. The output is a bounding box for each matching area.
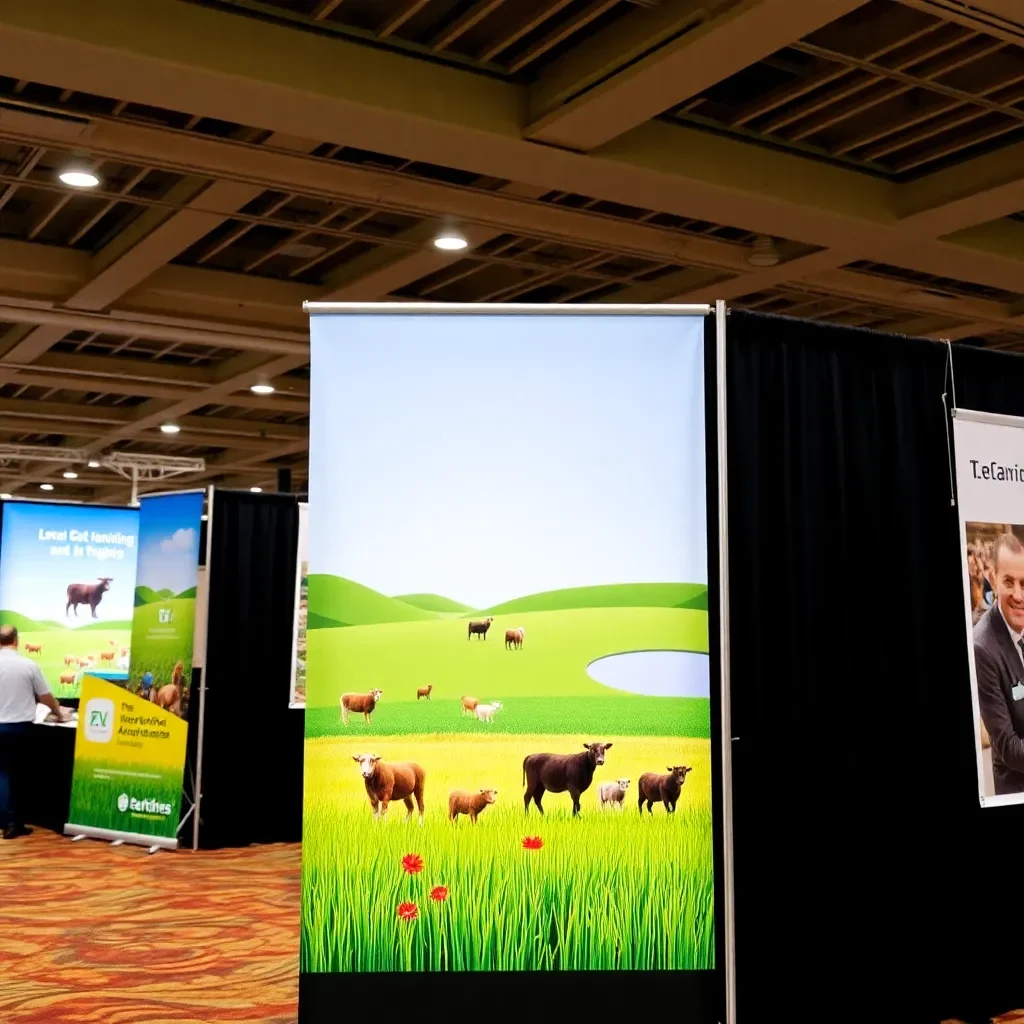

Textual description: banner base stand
[64,823,178,851]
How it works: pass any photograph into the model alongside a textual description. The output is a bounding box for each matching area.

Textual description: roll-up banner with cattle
[954,408,1024,809]
[0,500,139,699]
[65,489,204,848]
[290,501,309,707]
[300,304,718,1017]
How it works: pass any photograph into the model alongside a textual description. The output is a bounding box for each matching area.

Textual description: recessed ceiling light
[0,493,11,500]
[250,382,275,395]
[250,486,263,493]
[87,459,101,469]
[433,233,468,252]
[63,470,78,479]
[40,483,54,491]
[160,423,181,434]
[58,167,100,189]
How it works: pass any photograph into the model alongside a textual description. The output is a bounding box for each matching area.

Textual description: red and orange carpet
[0,830,299,1023]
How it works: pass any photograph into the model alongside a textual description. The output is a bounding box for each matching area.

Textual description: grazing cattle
[341,688,383,725]
[23,643,42,654]
[76,657,91,668]
[64,655,76,666]
[100,650,115,662]
[153,684,181,717]
[66,578,113,619]
[523,742,613,817]
[474,701,503,723]
[597,778,631,810]
[448,788,497,824]
[505,627,525,650]
[467,617,494,640]
[59,671,76,685]
[416,684,433,701]
[352,753,425,824]
[638,766,693,815]
[461,695,480,717]
[119,647,129,658]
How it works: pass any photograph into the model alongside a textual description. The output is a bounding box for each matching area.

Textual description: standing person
[975,533,1024,795]
[0,624,68,839]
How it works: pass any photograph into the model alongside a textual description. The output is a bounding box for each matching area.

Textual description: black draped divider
[727,310,1024,1021]
[197,490,302,848]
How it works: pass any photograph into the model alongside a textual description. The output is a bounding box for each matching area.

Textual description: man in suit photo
[975,531,1024,795]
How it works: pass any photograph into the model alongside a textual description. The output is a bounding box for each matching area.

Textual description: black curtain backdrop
[197,489,302,849]
[727,310,1024,1022]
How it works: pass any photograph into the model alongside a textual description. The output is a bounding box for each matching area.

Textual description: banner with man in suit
[954,409,1024,807]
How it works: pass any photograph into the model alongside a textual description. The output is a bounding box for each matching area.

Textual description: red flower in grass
[521,836,544,851]
[397,902,418,921]
[429,886,449,902]
[401,853,424,875]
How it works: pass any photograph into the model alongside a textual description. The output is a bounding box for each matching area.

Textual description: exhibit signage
[954,409,1024,809]
[300,305,716,1014]
[290,501,308,707]
[65,489,204,848]
[0,500,139,698]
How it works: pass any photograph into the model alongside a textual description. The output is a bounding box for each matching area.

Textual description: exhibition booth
[3,303,1020,1023]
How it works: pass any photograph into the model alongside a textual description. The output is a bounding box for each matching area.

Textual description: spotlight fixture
[250,382,275,395]
[160,423,181,434]
[87,459,101,469]
[40,483,54,491]
[63,470,78,480]
[433,232,468,252]
[747,235,781,267]
[58,165,100,189]
[250,486,263,493]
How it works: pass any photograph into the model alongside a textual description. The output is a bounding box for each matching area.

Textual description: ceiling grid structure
[0,0,1018,500]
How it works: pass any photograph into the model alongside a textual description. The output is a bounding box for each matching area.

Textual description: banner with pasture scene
[290,501,308,707]
[65,489,203,848]
[301,307,715,1005]
[0,500,139,698]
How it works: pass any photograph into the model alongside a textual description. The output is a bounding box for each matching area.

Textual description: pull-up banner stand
[953,409,1024,809]
[65,489,205,849]
[298,302,730,1022]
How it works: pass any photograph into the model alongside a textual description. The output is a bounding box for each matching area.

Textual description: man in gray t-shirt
[0,624,67,839]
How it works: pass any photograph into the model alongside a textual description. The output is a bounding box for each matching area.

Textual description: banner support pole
[716,299,737,1024]
[192,485,215,852]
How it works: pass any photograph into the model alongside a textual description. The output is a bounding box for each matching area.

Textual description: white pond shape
[587,650,710,698]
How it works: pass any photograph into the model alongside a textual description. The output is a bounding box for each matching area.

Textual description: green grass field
[302,733,714,973]
[127,598,195,693]
[67,759,183,836]
[305,695,710,738]
[306,606,708,709]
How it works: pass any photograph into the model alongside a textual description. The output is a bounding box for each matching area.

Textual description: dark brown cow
[522,742,612,817]
[638,766,692,814]
[340,688,382,725]
[66,578,112,618]
[467,617,494,640]
[353,753,425,824]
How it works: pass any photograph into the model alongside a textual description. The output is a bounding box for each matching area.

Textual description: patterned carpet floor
[0,830,299,1024]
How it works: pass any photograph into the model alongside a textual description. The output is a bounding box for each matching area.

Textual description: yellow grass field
[302,733,714,972]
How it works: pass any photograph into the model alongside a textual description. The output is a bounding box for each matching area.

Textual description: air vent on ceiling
[278,242,326,259]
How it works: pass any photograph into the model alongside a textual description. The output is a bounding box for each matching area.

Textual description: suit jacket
[974,603,1024,794]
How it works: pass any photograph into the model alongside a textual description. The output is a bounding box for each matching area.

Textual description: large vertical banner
[301,309,715,1013]
[65,490,203,847]
[0,501,138,698]
[954,409,1024,808]
[290,501,309,707]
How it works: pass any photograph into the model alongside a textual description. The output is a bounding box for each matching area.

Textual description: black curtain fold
[727,310,1024,1021]
[197,490,303,848]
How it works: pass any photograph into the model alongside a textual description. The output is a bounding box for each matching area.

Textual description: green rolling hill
[0,610,48,632]
[393,593,475,614]
[176,586,197,600]
[471,582,707,617]
[75,619,133,631]
[308,575,439,629]
[134,585,162,607]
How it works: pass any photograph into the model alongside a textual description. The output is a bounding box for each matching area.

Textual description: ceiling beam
[525,0,869,151]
